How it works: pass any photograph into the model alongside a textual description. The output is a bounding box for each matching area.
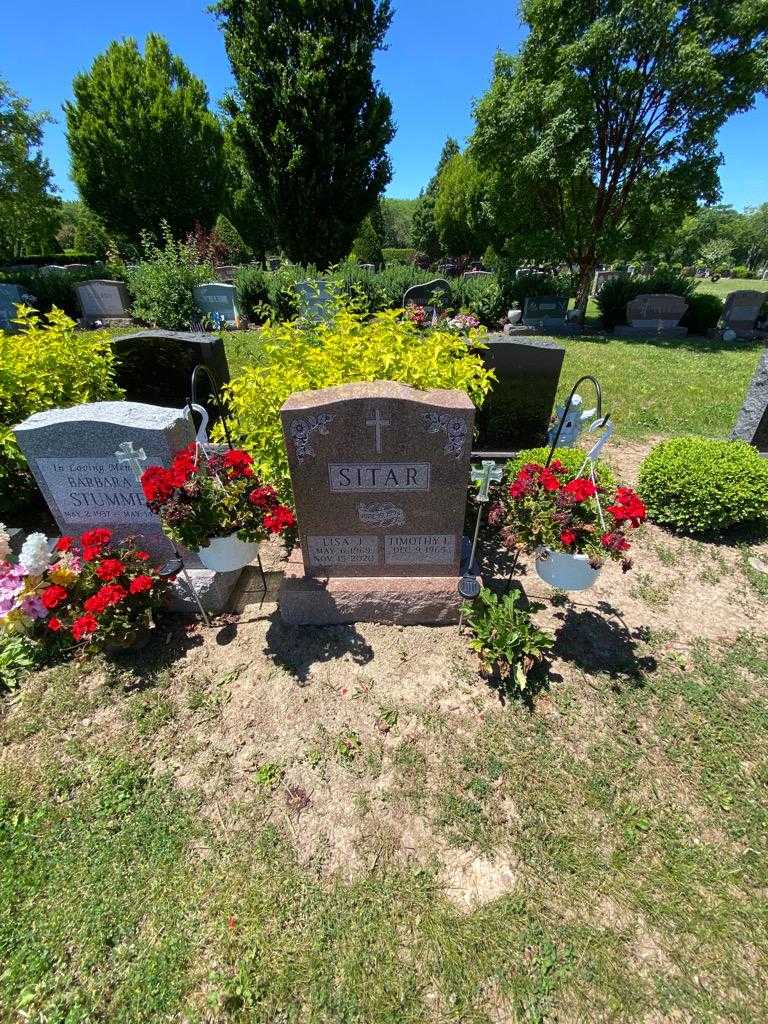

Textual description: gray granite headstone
[722,290,767,337]
[522,296,568,328]
[591,270,620,295]
[193,283,239,326]
[0,283,36,329]
[474,337,565,453]
[402,279,451,314]
[732,350,768,455]
[615,293,688,337]
[281,381,474,579]
[75,280,131,323]
[13,401,194,557]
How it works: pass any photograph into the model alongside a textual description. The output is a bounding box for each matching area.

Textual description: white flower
[19,533,51,576]
[0,523,9,562]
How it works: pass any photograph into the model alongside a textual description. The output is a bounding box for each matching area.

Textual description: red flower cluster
[248,485,278,509]
[222,450,254,478]
[263,506,296,533]
[606,487,647,528]
[563,478,597,502]
[84,583,127,614]
[78,527,114,562]
[72,613,99,641]
[508,461,567,499]
[95,558,125,581]
[41,584,68,610]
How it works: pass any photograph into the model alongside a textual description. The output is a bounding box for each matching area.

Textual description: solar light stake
[458,460,503,622]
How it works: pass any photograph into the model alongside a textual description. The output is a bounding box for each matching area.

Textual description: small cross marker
[115,440,147,482]
[366,408,390,453]
[471,460,503,503]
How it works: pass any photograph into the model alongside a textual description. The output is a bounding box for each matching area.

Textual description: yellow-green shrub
[223,307,493,496]
[0,306,122,516]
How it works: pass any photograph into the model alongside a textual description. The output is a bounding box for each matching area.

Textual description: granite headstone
[0,283,36,329]
[721,290,767,338]
[522,296,568,329]
[111,330,230,423]
[75,280,131,325]
[13,402,194,558]
[616,293,688,336]
[279,381,477,624]
[296,280,334,323]
[592,270,620,295]
[193,283,239,326]
[732,349,768,455]
[474,337,565,454]
[402,279,451,316]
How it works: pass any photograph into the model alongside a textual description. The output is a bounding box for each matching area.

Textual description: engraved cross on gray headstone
[115,440,148,482]
[471,459,503,503]
[366,408,390,454]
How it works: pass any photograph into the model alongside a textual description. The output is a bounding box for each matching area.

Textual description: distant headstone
[522,295,568,329]
[721,290,767,339]
[592,270,620,295]
[111,330,230,423]
[296,280,334,323]
[463,270,493,278]
[216,264,237,283]
[193,283,239,327]
[616,293,688,337]
[75,279,131,326]
[279,381,477,624]
[402,279,451,317]
[0,283,36,329]
[13,402,194,558]
[732,350,768,455]
[474,337,565,454]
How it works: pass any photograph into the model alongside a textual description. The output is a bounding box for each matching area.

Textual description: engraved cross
[115,440,147,482]
[366,408,390,454]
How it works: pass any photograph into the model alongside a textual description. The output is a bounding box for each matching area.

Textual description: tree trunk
[575,257,596,320]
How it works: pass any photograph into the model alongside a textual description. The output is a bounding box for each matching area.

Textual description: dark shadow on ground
[264,612,374,685]
[105,612,205,689]
[551,601,657,682]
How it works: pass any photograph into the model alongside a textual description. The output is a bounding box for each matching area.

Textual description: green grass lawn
[1,632,766,1021]
[694,276,768,300]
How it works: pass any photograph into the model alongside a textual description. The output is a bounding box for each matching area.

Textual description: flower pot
[534,547,601,591]
[198,533,260,572]
[103,616,155,654]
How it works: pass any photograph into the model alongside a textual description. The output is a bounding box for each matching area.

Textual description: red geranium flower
[560,530,577,546]
[263,506,296,533]
[96,558,125,581]
[135,551,151,561]
[129,574,154,594]
[248,485,278,509]
[141,466,175,504]
[82,544,102,562]
[564,478,597,502]
[54,536,73,552]
[606,487,646,528]
[548,459,568,474]
[41,584,68,610]
[601,531,630,553]
[223,450,254,478]
[72,613,99,641]
[540,471,561,492]
[81,528,112,547]
[85,584,127,614]
[47,617,62,632]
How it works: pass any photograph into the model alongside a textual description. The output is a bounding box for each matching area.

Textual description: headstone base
[169,567,243,616]
[615,324,687,338]
[79,316,133,330]
[504,323,580,337]
[279,548,477,626]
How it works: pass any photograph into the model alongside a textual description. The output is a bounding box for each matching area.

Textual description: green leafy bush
[0,632,39,692]
[234,266,270,319]
[383,247,418,265]
[214,214,250,264]
[223,306,493,496]
[681,293,723,335]
[463,588,553,693]
[596,270,696,328]
[0,307,122,516]
[126,229,214,329]
[638,437,768,535]
[453,275,504,325]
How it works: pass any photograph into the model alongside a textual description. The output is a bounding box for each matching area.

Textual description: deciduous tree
[65,35,226,244]
[472,0,768,313]
[214,0,394,268]
[0,79,59,259]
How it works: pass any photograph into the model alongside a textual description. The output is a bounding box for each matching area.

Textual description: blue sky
[4,0,767,209]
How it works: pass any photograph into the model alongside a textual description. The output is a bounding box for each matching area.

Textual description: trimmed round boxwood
[504,446,616,490]
[638,437,768,535]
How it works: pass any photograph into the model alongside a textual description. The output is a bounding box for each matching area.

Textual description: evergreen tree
[412,137,460,261]
[213,0,394,268]
[214,213,250,263]
[65,34,226,243]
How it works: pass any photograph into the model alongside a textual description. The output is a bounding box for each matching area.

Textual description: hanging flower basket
[198,533,261,572]
[535,547,601,591]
